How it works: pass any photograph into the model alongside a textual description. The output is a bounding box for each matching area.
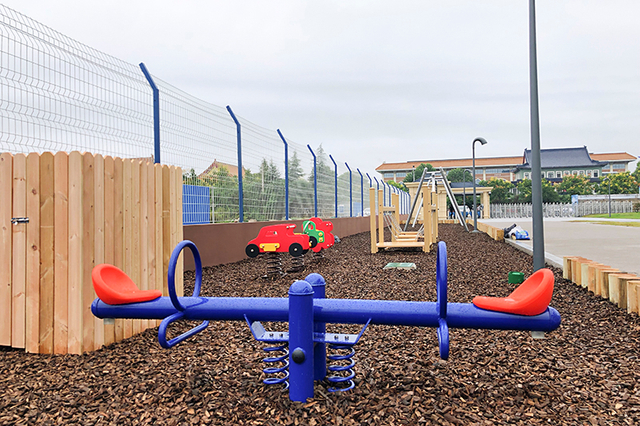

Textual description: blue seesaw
[91,240,561,402]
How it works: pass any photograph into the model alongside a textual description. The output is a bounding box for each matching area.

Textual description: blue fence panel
[183,184,212,225]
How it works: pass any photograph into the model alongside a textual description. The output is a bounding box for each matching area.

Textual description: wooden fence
[0,152,183,354]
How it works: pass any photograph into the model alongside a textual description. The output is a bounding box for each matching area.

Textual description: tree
[478,178,514,204]
[389,180,407,191]
[288,151,304,181]
[632,163,640,186]
[447,168,474,183]
[554,175,594,202]
[516,178,560,203]
[403,163,434,183]
[596,172,639,195]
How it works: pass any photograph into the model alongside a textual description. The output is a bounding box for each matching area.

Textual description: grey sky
[4,0,639,173]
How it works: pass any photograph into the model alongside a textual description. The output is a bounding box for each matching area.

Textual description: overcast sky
[4,0,639,173]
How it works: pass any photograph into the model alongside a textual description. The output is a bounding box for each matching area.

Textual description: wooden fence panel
[68,151,83,354]
[93,154,105,350]
[103,156,115,346]
[11,153,27,349]
[122,159,133,339]
[39,152,55,354]
[113,157,124,343]
[132,160,141,336]
[139,161,149,331]
[25,153,41,354]
[82,152,95,353]
[53,152,68,354]
[0,153,12,346]
[0,152,182,353]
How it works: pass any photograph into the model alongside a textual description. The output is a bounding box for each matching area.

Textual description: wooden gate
[0,152,183,354]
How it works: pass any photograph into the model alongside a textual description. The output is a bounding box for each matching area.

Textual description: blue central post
[307,145,317,217]
[139,63,160,164]
[345,162,352,217]
[357,169,364,217]
[288,280,315,402]
[306,273,327,381]
[329,155,338,218]
[226,106,243,222]
[277,130,289,220]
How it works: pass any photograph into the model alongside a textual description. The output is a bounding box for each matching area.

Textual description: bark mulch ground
[2,224,640,425]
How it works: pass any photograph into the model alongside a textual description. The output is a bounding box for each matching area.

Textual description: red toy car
[302,217,335,253]
[245,224,311,258]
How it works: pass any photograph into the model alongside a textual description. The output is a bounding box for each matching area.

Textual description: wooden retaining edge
[627,281,640,315]
[466,220,504,241]
[598,268,621,300]
[609,274,638,310]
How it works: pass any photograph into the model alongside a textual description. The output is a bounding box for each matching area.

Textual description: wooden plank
[421,185,430,252]
[175,167,184,297]
[93,154,105,350]
[154,164,163,325]
[377,241,426,248]
[563,256,578,281]
[627,281,640,315]
[131,160,142,335]
[139,161,149,331]
[82,152,95,353]
[598,268,619,300]
[53,152,68,354]
[0,153,13,346]
[377,189,384,247]
[632,281,640,315]
[592,264,611,296]
[610,274,638,310]
[11,153,27,349]
[39,152,55,354]
[67,151,83,354]
[169,166,181,297]
[369,188,377,254]
[103,156,115,346]
[113,157,124,342]
[162,165,171,298]
[146,162,156,330]
[25,152,41,354]
[122,159,133,339]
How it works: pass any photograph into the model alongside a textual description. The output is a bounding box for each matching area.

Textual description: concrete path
[478,217,640,276]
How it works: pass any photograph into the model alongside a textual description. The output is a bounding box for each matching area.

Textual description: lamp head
[474,137,488,145]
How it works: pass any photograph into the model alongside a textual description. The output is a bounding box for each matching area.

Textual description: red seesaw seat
[92,264,162,305]
[472,268,554,316]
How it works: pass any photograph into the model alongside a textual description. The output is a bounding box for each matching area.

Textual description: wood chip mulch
[2,224,640,425]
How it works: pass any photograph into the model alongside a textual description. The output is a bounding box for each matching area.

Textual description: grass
[573,220,640,228]
[584,212,640,219]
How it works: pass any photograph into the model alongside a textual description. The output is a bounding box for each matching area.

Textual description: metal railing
[0,5,410,223]
[490,201,636,219]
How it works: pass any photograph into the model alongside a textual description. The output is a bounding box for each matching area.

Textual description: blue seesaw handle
[159,240,209,348]
[436,241,450,359]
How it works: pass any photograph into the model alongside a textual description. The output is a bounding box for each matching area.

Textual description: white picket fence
[491,201,636,219]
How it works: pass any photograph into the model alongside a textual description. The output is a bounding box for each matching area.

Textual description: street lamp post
[463,168,472,218]
[608,177,611,218]
[472,137,487,232]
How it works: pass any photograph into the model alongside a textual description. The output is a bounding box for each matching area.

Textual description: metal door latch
[11,217,29,225]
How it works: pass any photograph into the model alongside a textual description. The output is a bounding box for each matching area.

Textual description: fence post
[226,106,243,223]
[357,169,364,217]
[139,63,160,164]
[329,155,338,218]
[345,163,352,217]
[307,145,317,217]
[277,130,289,220]
[366,173,372,215]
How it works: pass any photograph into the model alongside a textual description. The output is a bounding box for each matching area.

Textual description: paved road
[478,217,640,276]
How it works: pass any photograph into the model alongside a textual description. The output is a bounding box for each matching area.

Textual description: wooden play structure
[369,183,438,253]
[0,151,184,355]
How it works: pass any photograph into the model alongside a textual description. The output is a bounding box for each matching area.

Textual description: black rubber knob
[292,348,305,364]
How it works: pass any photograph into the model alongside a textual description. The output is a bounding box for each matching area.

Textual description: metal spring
[262,342,289,389]
[313,249,325,260]
[326,344,356,392]
[286,253,305,273]
[265,252,284,279]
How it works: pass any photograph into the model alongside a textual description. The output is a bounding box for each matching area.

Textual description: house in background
[376,147,636,183]
[198,159,246,179]
[514,147,607,182]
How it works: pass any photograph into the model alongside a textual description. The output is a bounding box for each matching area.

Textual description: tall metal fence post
[139,63,160,164]
[226,106,243,222]
[329,155,338,218]
[307,145,317,217]
[357,169,364,217]
[277,129,289,220]
[345,163,353,217]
